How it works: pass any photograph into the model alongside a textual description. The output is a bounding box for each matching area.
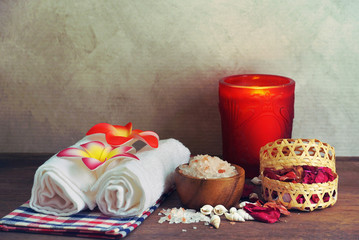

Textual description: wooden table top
[0,154,358,240]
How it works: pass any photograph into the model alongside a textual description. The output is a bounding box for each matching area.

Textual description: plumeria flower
[86,122,159,148]
[57,141,139,170]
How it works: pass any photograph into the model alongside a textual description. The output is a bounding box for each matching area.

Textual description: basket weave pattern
[259,139,338,211]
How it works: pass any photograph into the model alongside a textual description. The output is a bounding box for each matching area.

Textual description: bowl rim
[175,163,245,181]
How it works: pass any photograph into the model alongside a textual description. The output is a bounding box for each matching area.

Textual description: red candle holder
[219,74,295,178]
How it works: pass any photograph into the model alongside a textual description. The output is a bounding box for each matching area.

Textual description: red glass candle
[219,74,295,178]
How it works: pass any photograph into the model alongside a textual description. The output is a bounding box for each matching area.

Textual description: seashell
[237,209,255,221]
[200,204,213,215]
[249,192,259,201]
[224,212,232,221]
[213,204,227,216]
[229,207,237,214]
[225,212,245,222]
[251,176,262,185]
[233,212,245,222]
[238,201,251,208]
[210,215,220,229]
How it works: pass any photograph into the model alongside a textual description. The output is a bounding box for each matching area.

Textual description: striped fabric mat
[0,191,171,239]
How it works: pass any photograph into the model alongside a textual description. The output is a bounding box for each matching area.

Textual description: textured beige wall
[0,0,358,156]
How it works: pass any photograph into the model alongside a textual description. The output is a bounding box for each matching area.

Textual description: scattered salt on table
[158,207,210,224]
[179,154,237,179]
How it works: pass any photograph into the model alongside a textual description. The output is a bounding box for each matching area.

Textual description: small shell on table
[251,176,262,185]
[229,207,237,214]
[210,215,221,229]
[213,204,227,216]
[225,212,245,222]
[237,209,255,221]
[238,201,251,208]
[200,204,213,215]
[249,192,259,201]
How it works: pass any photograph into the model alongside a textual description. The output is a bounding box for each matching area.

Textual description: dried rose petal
[296,194,305,204]
[303,171,316,184]
[310,194,320,203]
[263,168,280,180]
[264,166,336,184]
[293,166,303,180]
[243,203,281,224]
[278,171,297,182]
[263,201,291,216]
[315,170,328,183]
[323,193,331,202]
[323,167,336,181]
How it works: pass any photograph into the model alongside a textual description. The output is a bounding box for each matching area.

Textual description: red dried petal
[315,170,328,183]
[323,193,331,202]
[263,201,291,216]
[264,166,336,184]
[263,168,280,180]
[296,195,305,204]
[303,171,316,184]
[310,194,320,203]
[323,167,336,181]
[243,203,281,224]
[278,171,297,181]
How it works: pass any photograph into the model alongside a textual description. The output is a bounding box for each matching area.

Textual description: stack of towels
[29,135,190,217]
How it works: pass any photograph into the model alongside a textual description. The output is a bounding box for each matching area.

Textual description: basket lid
[259,139,336,173]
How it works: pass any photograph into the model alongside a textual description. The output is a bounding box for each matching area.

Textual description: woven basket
[259,139,338,211]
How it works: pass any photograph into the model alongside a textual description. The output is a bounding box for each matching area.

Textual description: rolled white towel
[29,134,109,216]
[92,138,190,217]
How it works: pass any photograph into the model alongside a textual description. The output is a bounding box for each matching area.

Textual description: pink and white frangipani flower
[57,141,139,170]
[86,122,159,148]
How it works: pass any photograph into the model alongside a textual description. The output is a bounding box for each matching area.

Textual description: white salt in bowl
[174,164,245,210]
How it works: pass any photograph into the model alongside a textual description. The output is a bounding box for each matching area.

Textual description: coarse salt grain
[158,208,210,224]
[179,154,237,179]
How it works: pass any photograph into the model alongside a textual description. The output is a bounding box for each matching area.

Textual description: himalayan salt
[179,155,238,179]
[158,208,210,224]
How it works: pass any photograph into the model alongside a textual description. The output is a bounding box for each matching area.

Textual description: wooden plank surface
[0,154,358,240]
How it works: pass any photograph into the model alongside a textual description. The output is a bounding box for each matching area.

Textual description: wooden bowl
[174,164,245,210]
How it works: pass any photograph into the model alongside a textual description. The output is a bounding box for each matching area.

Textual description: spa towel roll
[92,138,190,217]
[29,134,107,216]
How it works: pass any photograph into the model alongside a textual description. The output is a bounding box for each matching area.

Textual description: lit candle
[219,74,295,178]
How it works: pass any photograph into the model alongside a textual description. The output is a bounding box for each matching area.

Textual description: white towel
[29,134,109,216]
[92,138,190,217]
